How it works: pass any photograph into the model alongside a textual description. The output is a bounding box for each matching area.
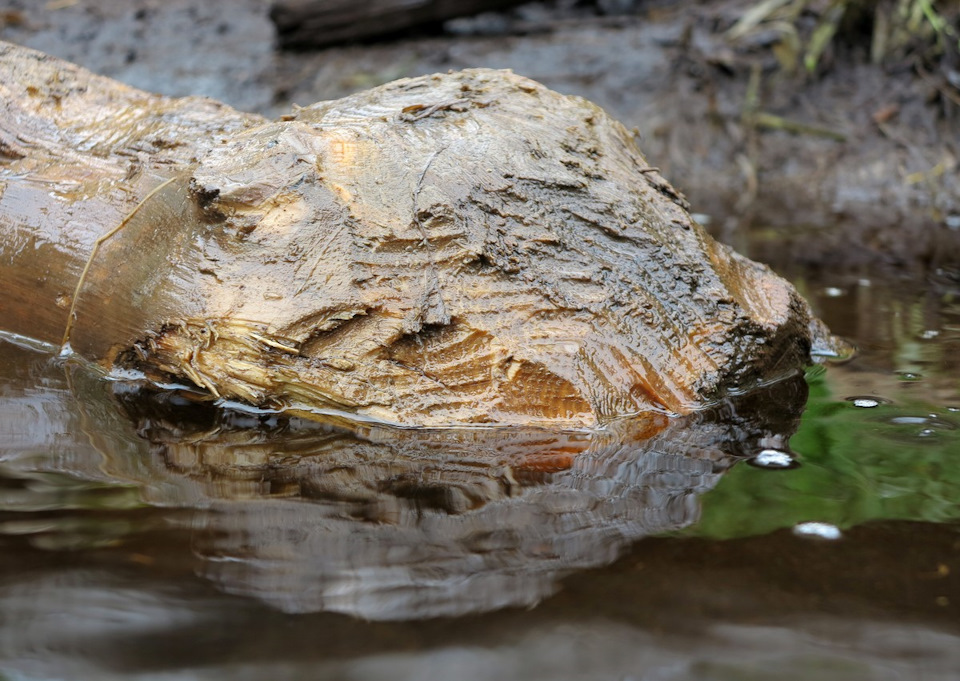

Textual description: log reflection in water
[109,375,808,620]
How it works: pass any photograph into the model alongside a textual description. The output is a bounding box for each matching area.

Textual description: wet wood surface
[0,41,834,428]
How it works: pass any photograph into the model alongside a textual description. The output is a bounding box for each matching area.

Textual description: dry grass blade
[805,2,846,72]
[727,0,795,40]
[754,112,848,140]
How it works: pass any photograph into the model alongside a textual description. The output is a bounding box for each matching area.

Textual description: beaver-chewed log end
[6,57,839,428]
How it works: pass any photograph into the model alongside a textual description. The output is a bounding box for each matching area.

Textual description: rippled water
[1,271,959,680]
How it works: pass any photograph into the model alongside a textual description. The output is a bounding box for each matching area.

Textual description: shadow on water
[2,277,960,679]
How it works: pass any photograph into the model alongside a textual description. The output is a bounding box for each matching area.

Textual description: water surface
[1,270,959,680]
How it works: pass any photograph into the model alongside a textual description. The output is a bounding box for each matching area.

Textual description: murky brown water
[2,263,959,680]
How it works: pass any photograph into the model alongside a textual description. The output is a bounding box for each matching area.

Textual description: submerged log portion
[0,41,836,429]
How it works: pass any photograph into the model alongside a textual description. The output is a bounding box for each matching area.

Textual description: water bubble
[881,414,957,442]
[747,449,799,470]
[845,396,889,408]
[793,522,842,540]
[888,416,927,425]
[886,415,956,430]
[948,407,960,413]
[823,287,845,298]
[897,371,923,382]
[920,329,940,340]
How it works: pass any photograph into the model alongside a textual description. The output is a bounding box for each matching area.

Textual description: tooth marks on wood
[0,43,840,428]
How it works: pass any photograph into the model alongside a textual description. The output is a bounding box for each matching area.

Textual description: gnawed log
[0,41,263,347]
[270,0,527,49]
[0,41,840,429]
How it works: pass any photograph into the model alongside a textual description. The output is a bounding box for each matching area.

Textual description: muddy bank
[1,0,957,271]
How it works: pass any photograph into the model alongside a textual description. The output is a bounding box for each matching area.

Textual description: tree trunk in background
[270,0,527,49]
